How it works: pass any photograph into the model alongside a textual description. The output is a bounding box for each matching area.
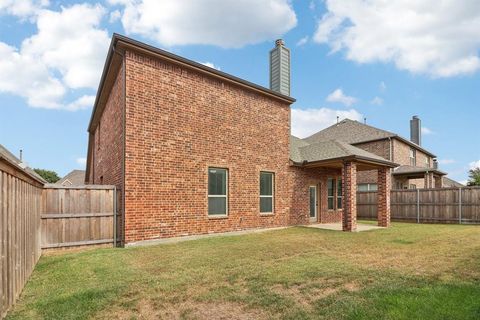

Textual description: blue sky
[0,0,479,183]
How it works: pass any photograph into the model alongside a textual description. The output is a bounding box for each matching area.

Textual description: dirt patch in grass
[101,299,270,320]
[271,279,361,310]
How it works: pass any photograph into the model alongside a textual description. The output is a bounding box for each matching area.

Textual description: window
[327,178,335,210]
[260,172,274,213]
[208,168,228,215]
[337,179,343,209]
[409,184,417,189]
[410,148,416,166]
[425,157,429,167]
[357,183,378,191]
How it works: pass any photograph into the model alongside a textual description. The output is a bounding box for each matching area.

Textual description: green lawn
[7,222,480,320]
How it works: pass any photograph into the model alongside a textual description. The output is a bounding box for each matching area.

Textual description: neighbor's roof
[442,177,465,188]
[304,119,436,157]
[290,136,396,167]
[56,170,86,186]
[393,165,446,176]
[0,144,46,183]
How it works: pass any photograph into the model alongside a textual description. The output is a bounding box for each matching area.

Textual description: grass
[6,222,480,319]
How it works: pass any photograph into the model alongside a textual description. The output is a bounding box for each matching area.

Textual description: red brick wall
[90,63,124,188]
[123,49,293,243]
[88,62,125,242]
[289,167,343,225]
[392,138,430,167]
[354,140,390,185]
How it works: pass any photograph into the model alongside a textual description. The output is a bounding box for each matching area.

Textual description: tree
[34,169,61,183]
[467,167,480,186]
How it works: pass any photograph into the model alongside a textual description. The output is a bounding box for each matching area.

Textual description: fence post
[417,188,420,223]
[113,186,117,247]
[458,187,462,225]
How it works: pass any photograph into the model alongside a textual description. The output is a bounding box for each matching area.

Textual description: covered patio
[393,165,446,189]
[306,222,385,232]
[291,138,398,232]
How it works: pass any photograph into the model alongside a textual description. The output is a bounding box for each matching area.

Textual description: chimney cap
[275,39,285,47]
[412,115,419,119]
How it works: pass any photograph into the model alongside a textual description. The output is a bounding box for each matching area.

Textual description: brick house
[85,34,395,245]
[304,117,449,190]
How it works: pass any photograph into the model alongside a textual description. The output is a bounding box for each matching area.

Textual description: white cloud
[109,0,297,48]
[0,0,49,18]
[109,9,121,23]
[76,157,87,167]
[326,88,357,106]
[309,1,316,11]
[0,3,110,110]
[296,36,309,46]
[421,127,434,135]
[291,107,363,138]
[313,1,480,77]
[200,62,220,70]
[370,96,383,106]
[469,160,480,170]
[438,159,455,165]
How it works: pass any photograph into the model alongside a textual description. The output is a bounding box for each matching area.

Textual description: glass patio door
[309,186,317,222]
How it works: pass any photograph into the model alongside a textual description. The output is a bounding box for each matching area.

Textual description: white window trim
[337,179,343,210]
[260,172,274,214]
[327,178,335,210]
[208,167,228,217]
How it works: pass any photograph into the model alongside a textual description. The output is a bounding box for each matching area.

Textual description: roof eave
[88,33,296,132]
[290,155,398,168]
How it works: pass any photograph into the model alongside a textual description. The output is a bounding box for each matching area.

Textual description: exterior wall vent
[269,39,290,96]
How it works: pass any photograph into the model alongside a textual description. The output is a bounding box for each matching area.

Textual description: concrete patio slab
[305,222,385,232]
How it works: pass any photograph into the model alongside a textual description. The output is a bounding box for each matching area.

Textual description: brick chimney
[269,39,291,96]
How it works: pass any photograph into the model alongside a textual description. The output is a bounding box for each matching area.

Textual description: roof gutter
[291,155,398,168]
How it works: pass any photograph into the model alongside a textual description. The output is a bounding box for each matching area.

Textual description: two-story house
[85,34,394,245]
[303,117,448,190]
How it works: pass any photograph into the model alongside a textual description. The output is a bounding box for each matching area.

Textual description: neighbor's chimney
[410,115,421,145]
[269,39,291,96]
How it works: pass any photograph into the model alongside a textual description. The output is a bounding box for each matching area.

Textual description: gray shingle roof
[442,177,464,188]
[290,136,395,166]
[304,119,436,157]
[393,165,446,176]
[304,119,396,144]
[57,170,86,186]
[0,144,46,183]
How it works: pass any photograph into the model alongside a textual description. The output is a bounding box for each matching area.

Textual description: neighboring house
[304,117,447,190]
[0,144,46,183]
[56,170,86,186]
[85,34,394,245]
[442,177,464,188]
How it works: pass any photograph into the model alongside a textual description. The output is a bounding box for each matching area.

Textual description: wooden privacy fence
[0,157,43,318]
[357,188,480,224]
[41,185,117,250]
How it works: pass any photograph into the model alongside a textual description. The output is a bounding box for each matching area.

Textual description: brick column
[377,167,391,227]
[342,161,357,232]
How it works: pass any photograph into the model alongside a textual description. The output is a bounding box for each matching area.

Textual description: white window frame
[410,148,416,166]
[327,178,335,210]
[259,171,274,214]
[336,179,343,210]
[208,167,228,216]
